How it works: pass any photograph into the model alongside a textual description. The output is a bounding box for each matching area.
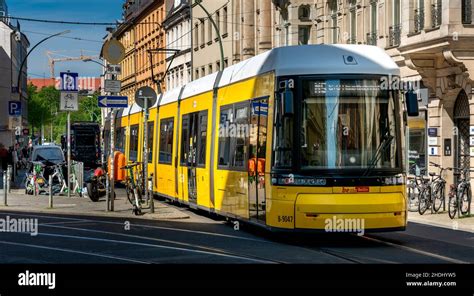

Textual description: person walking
[0,143,8,171]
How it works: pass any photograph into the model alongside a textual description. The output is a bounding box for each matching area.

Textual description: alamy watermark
[324,216,365,236]
[0,216,38,236]
[379,75,421,92]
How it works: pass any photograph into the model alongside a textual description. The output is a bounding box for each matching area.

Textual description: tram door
[184,113,199,206]
[248,97,268,223]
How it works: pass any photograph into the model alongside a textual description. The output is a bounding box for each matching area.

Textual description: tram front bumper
[294,192,406,231]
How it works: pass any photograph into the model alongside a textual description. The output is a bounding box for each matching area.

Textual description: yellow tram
[108,45,412,232]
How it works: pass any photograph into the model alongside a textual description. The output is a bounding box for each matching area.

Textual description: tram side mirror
[405,91,419,117]
[282,89,294,117]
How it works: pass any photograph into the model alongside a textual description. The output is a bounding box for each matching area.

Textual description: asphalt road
[0,204,472,264]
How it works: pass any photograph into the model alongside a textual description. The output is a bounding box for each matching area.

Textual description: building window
[431,0,442,28]
[407,112,427,175]
[201,67,205,78]
[389,0,402,47]
[159,118,174,164]
[216,60,221,71]
[194,23,199,48]
[298,26,310,45]
[298,5,311,21]
[462,0,472,24]
[208,64,213,74]
[216,10,220,34]
[195,69,199,79]
[349,3,356,44]
[224,58,228,68]
[129,125,139,162]
[208,18,213,43]
[371,1,377,35]
[200,19,205,45]
[223,6,228,35]
[414,0,424,33]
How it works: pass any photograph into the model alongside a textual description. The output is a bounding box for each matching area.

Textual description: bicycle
[25,162,47,195]
[49,162,68,195]
[448,167,473,219]
[121,162,144,215]
[429,162,450,213]
[407,164,427,212]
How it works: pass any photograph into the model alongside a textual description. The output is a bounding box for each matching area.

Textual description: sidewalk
[408,209,474,233]
[0,189,190,221]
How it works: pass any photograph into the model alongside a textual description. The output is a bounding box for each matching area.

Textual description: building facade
[0,0,29,147]
[163,0,192,89]
[115,0,167,102]
[270,0,474,186]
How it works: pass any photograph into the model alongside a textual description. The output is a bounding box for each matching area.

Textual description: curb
[408,216,474,233]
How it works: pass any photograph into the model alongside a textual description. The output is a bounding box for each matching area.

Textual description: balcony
[431,4,442,28]
[347,37,357,44]
[414,8,424,33]
[462,0,472,24]
[366,31,377,46]
[389,24,401,47]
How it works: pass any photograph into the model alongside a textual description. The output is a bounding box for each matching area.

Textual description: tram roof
[155,44,399,107]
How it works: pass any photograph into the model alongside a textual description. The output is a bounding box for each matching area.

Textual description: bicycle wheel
[448,194,458,219]
[432,183,444,213]
[418,186,431,215]
[460,187,471,215]
[126,184,135,205]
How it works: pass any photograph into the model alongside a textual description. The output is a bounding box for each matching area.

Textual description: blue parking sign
[8,101,21,116]
[60,72,79,91]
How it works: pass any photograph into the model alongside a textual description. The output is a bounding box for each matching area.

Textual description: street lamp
[16,30,70,99]
[83,58,106,69]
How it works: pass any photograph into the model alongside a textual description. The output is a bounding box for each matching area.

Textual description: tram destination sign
[308,80,382,97]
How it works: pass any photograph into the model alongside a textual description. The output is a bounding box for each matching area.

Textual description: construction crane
[46,50,99,78]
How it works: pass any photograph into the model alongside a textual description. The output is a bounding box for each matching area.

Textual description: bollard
[3,171,7,206]
[105,172,110,212]
[49,175,53,209]
[149,174,154,214]
[34,175,37,196]
[7,165,11,194]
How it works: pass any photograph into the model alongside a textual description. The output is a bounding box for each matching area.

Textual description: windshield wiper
[363,133,394,176]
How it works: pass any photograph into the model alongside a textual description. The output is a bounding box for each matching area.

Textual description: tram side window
[181,115,190,166]
[232,104,249,169]
[197,111,208,166]
[159,118,174,164]
[218,106,233,167]
[129,125,139,162]
[115,128,125,153]
[147,122,154,163]
[273,96,293,168]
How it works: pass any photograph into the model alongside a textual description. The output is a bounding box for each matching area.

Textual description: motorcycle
[84,166,116,202]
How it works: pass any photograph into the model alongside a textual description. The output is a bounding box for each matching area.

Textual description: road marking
[40,224,286,264]
[0,211,269,243]
[40,220,93,226]
[0,240,152,264]
[361,235,468,264]
[32,232,276,263]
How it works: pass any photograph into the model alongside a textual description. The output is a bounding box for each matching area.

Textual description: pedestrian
[0,143,8,171]
[12,144,19,178]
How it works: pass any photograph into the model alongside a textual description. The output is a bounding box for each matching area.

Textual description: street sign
[8,101,21,116]
[105,80,122,93]
[135,86,157,109]
[8,116,21,130]
[106,64,122,75]
[98,96,128,108]
[251,101,268,116]
[60,91,79,111]
[103,39,125,64]
[60,72,79,91]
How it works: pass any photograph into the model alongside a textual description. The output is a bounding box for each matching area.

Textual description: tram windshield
[273,78,401,172]
[301,79,400,170]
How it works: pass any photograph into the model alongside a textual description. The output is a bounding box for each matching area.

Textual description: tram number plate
[278,216,294,223]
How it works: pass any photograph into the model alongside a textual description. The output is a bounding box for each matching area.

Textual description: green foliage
[27,84,101,143]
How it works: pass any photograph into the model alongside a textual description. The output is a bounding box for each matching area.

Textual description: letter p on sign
[8,101,21,116]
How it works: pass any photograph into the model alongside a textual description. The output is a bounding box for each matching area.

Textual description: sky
[7,0,124,78]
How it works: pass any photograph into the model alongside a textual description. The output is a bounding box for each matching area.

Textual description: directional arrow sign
[98,96,128,108]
